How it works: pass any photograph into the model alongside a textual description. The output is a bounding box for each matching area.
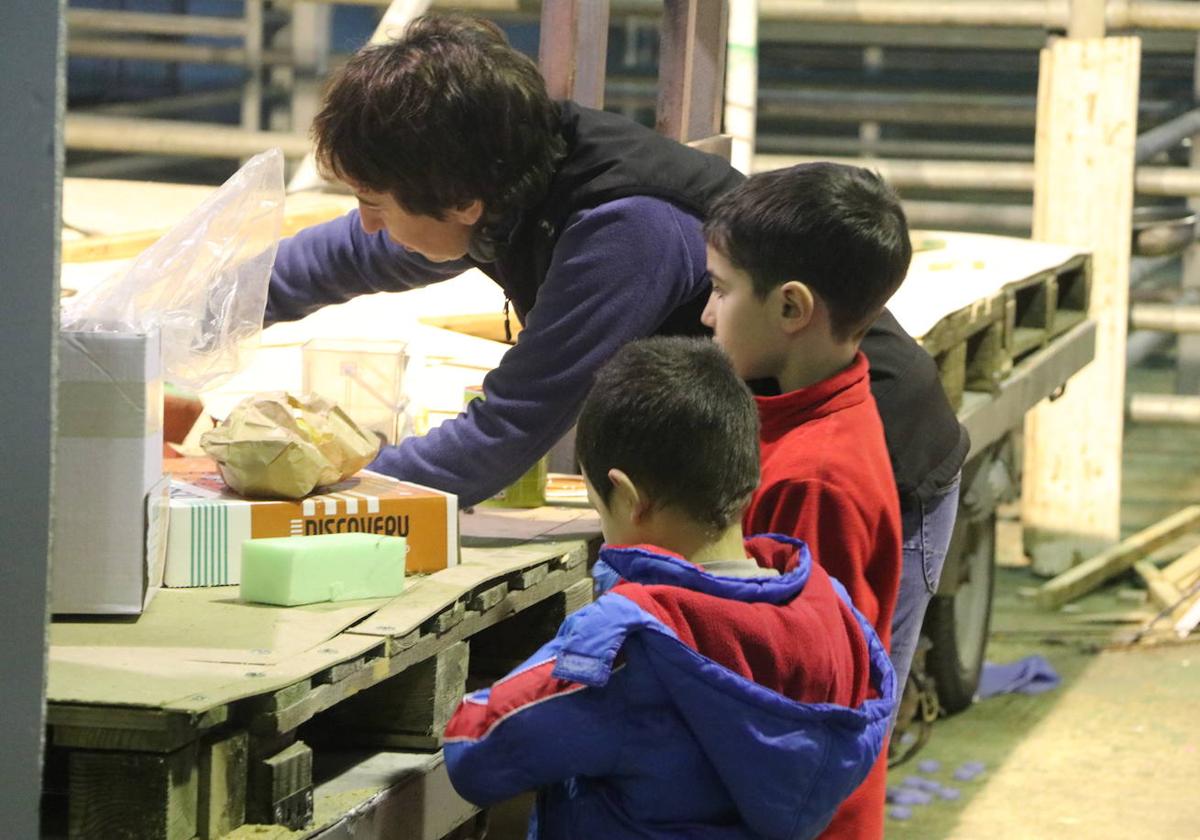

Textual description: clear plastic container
[302,339,409,444]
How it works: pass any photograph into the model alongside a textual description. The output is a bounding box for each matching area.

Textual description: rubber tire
[923,513,997,714]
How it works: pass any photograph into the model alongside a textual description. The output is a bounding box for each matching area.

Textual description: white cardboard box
[163,470,458,587]
[51,330,167,614]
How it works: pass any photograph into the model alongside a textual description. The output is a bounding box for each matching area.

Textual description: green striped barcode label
[190,503,230,586]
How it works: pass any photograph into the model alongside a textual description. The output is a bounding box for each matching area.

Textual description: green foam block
[240,533,407,606]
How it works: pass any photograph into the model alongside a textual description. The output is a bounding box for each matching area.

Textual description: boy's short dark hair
[704,162,912,340]
[575,337,760,533]
[312,14,565,220]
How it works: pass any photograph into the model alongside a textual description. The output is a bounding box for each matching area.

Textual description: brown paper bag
[201,392,380,499]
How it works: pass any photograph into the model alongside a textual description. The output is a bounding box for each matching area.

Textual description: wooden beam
[657,0,729,142]
[686,133,733,160]
[247,740,313,829]
[323,641,469,750]
[538,0,611,109]
[1163,543,1200,588]
[197,731,248,839]
[1134,560,1183,609]
[1036,505,1200,609]
[1069,0,1107,39]
[1022,35,1141,575]
[68,743,199,840]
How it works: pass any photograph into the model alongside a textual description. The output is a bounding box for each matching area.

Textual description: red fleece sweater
[617,536,872,709]
[743,352,902,840]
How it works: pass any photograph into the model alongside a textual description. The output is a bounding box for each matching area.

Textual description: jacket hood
[575,537,897,839]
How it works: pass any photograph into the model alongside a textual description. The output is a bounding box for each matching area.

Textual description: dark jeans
[889,473,962,705]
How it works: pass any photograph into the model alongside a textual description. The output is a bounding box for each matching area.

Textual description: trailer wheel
[923,511,996,714]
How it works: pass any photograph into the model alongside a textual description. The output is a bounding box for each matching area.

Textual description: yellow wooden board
[51,586,393,666]
[48,632,381,714]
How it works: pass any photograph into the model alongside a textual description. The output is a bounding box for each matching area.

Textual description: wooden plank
[511,564,548,591]
[917,292,1006,358]
[1163,544,1200,589]
[323,642,469,750]
[1134,560,1184,610]
[935,340,967,411]
[197,730,247,839]
[248,740,313,830]
[50,706,226,754]
[353,541,588,637]
[1037,505,1200,609]
[68,743,198,840]
[468,581,509,612]
[686,133,734,159]
[964,318,1011,393]
[1022,36,1141,572]
[1009,273,1057,358]
[258,563,590,736]
[1051,257,1092,336]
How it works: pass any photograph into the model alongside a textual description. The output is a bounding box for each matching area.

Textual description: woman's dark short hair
[312,14,565,219]
[575,337,760,533]
[704,162,912,340]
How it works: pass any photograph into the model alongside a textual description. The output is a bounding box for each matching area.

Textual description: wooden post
[657,0,730,142]
[1068,0,1106,39]
[197,731,248,839]
[1022,33,1141,575]
[68,744,199,840]
[539,0,611,109]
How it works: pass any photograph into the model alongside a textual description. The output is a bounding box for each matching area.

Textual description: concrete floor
[883,355,1200,839]
[884,566,1200,839]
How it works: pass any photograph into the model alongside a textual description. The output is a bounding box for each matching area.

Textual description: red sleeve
[748,479,880,632]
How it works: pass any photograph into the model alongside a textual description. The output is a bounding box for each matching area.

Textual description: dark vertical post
[0,1,62,836]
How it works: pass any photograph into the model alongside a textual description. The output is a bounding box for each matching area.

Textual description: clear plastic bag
[62,148,285,391]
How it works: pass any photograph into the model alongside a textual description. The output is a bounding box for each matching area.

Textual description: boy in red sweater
[701,162,911,840]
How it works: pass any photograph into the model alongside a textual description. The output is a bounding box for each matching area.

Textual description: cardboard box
[52,330,167,615]
[164,470,458,587]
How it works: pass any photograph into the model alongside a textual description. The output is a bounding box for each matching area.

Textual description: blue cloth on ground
[977,654,1061,699]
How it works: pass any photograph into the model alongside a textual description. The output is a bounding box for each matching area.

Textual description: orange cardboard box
[163,467,458,587]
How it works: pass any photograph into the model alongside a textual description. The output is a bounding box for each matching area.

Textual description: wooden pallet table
[43,515,599,840]
[898,232,1091,411]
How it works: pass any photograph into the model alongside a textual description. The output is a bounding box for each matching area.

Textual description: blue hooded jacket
[443,536,896,839]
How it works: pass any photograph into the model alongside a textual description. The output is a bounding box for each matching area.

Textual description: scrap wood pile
[1034,505,1200,644]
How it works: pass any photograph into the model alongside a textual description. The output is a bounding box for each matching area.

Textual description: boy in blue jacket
[443,337,896,840]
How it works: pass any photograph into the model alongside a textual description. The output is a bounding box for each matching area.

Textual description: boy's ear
[608,468,652,523]
[777,281,816,334]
